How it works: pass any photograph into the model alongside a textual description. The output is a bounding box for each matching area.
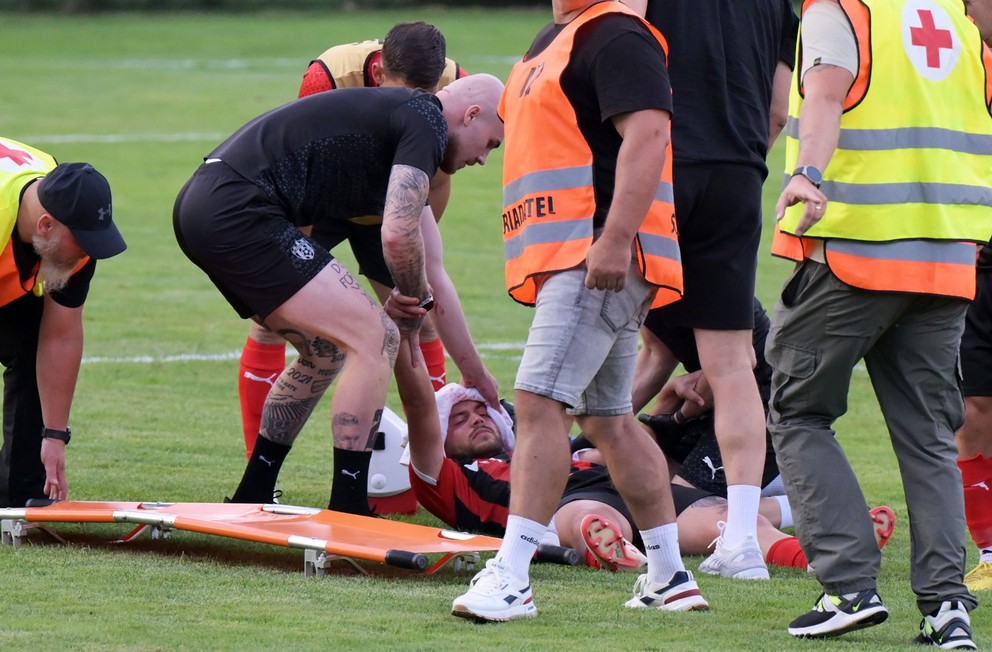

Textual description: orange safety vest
[499,1,682,308]
[774,0,992,299]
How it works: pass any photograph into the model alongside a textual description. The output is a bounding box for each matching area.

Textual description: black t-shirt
[645,0,798,174]
[524,12,673,227]
[210,87,446,227]
[643,297,773,403]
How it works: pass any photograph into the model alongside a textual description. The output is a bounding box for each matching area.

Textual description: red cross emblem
[0,142,33,167]
[910,9,953,69]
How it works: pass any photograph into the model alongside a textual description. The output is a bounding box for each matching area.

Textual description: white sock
[722,484,760,547]
[760,474,786,496]
[541,518,561,547]
[980,548,992,564]
[773,495,793,529]
[640,522,684,584]
[494,515,546,582]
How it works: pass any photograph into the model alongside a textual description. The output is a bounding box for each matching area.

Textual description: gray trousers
[766,260,976,615]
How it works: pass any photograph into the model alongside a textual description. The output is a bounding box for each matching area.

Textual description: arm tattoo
[380,311,400,366]
[382,164,430,299]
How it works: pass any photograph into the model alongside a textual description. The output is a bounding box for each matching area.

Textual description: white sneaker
[698,522,769,580]
[916,600,976,649]
[624,570,709,611]
[451,560,537,623]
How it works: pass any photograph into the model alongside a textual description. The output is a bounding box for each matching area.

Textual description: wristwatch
[791,165,823,188]
[41,426,71,445]
[418,294,435,312]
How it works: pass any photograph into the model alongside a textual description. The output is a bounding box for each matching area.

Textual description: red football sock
[238,337,286,459]
[766,537,808,569]
[959,454,992,549]
[420,337,447,392]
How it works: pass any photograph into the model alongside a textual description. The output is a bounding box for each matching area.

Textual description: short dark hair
[381,21,447,91]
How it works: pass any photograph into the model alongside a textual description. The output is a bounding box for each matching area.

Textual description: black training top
[645,0,798,175]
[524,12,673,228]
[209,87,447,227]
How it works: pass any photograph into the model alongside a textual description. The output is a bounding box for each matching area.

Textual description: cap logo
[98,205,112,222]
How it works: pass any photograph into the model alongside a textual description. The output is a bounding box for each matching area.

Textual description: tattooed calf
[333,412,365,450]
[260,394,322,445]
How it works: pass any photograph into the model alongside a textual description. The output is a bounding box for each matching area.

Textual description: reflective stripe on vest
[500,1,681,308]
[776,0,992,298]
[0,137,56,308]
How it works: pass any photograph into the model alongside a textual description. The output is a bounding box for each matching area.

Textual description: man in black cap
[0,136,126,507]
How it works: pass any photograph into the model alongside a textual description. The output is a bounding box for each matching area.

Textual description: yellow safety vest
[0,137,56,307]
[775,0,992,298]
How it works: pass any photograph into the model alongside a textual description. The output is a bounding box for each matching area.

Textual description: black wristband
[41,427,71,445]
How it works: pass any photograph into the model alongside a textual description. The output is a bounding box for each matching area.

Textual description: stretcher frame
[0,500,502,576]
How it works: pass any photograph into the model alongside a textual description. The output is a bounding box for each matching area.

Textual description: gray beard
[32,234,75,293]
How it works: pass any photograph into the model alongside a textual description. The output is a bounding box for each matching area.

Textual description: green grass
[0,8,984,650]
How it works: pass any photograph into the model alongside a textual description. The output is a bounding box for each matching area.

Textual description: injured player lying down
[396,348,896,574]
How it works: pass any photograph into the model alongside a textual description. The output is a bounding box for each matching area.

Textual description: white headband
[434,383,515,456]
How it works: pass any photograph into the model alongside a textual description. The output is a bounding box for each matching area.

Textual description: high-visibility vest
[0,137,56,308]
[500,1,681,308]
[312,40,465,90]
[775,0,992,298]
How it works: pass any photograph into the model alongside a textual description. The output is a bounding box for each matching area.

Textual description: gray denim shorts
[515,265,654,416]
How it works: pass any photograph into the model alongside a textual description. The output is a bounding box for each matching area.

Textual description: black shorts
[671,484,718,514]
[173,161,332,320]
[673,421,780,496]
[557,465,635,533]
[311,220,393,288]
[555,466,718,547]
[961,259,992,396]
[652,163,763,330]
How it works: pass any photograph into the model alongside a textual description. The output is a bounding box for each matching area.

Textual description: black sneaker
[915,600,976,649]
[788,589,889,638]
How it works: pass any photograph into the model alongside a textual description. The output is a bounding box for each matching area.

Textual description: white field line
[81,342,527,365]
[79,345,867,373]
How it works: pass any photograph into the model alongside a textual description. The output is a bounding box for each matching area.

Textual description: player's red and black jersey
[410,455,511,537]
[411,456,613,536]
[207,87,446,229]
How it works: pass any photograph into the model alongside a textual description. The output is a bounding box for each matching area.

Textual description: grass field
[0,8,985,650]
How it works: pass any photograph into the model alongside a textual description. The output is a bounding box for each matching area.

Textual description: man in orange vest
[767,0,992,645]
[450,0,706,622]
[0,142,126,508]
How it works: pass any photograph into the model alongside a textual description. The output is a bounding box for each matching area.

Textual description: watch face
[802,166,823,185]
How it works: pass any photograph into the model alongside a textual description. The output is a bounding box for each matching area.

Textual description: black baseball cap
[37,162,126,260]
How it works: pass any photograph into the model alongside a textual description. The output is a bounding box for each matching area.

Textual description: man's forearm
[382,164,431,300]
[37,309,83,430]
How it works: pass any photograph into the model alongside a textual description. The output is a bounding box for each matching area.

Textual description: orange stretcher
[0,501,507,575]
